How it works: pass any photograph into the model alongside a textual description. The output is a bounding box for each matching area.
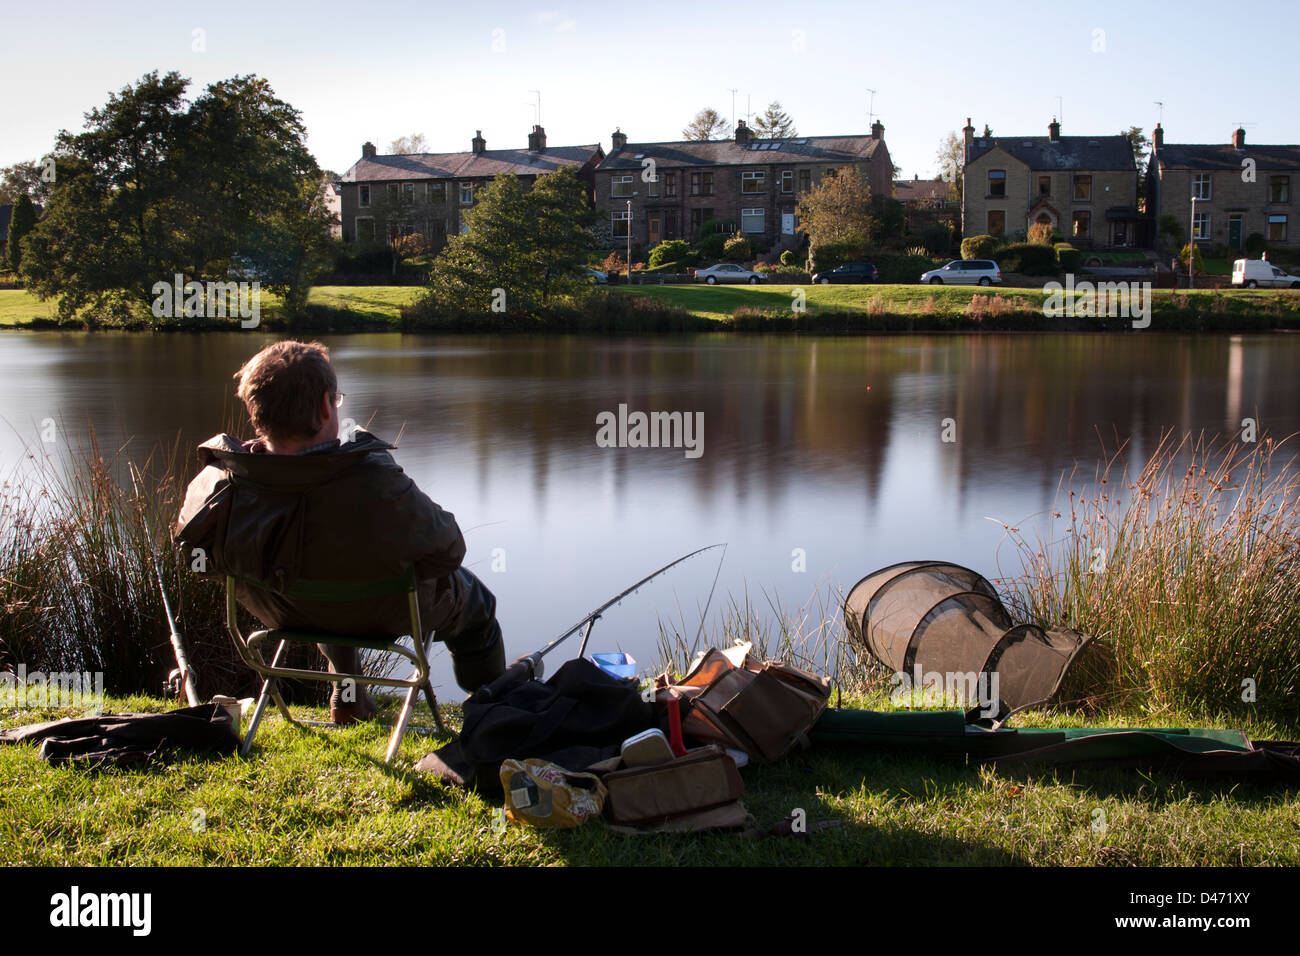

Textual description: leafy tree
[795,167,876,273]
[20,71,328,323]
[388,134,428,154]
[867,195,905,247]
[936,131,964,200]
[682,108,729,141]
[981,124,993,137]
[0,160,55,206]
[1126,127,1149,170]
[428,167,595,315]
[752,101,797,139]
[6,193,37,273]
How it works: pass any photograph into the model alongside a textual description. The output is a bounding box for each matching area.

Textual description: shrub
[1158,215,1184,248]
[722,235,752,262]
[648,239,691,269]
[779,248,806,268]
[808,240,867,274]
[961,234,998,260]
[696,232,729,259]
[918,223,954,256]
[1244,233,1267,257]
[1028,222,1055,246]
[1179,243,1205,273]
[997,242,1059,276]
[601,250,626,275]
[1055,242,1082,273]
[871,253,944,284]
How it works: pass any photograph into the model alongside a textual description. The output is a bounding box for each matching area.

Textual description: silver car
[693,263,764,285]
[920,259,1002,286]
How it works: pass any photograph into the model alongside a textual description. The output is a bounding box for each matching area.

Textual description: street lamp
[1189,195,1200,290]
[627,198,633,284]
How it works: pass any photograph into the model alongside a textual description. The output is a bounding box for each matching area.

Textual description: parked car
[1231,258,1300,288]
[692,263,765,285]
[586,267,608,284]
[919,260,1002,286]
[812,262,879,284]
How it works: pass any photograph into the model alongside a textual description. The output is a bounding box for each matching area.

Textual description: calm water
[2,331,1296,692]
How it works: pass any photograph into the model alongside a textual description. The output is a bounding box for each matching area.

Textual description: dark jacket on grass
[175,430,498,657]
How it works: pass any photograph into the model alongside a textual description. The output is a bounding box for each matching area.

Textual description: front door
[1229,215,1243,249]
[648,213,662,246]
[1111,221,1127,246]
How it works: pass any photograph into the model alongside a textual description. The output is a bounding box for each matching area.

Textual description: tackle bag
[602,745,745,827]
[655,643,831,762]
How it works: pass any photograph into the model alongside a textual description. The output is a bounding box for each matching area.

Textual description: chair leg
[241,676,276,756]
[422,680,447,733]
[385,684,421,764]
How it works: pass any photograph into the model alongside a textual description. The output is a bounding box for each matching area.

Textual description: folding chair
[225,567,447,763]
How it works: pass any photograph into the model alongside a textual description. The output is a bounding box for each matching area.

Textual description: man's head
[234,340,340,450]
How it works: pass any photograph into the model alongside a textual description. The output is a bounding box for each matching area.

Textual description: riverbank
[3,285,1299,333]
[3,690,1297,866]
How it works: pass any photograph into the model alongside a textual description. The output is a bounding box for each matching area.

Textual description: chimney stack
[362,141,376,159]
[1153,123,1164,150]
[472,130,486,154]
[1232,126,1246,149]
[734,119,753,145]
[963,117,975,152]
[1048,118,1060,142]
[611,127,627,151]
[871,120,884,141]
[528,124,547,152]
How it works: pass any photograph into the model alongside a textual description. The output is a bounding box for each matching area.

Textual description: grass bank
[4,284,1300,333]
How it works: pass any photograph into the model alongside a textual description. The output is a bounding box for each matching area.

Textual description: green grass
[0,289,59,325]
[3,691,1297,866]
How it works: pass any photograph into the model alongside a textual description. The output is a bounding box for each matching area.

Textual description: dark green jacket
[175,430,465,638]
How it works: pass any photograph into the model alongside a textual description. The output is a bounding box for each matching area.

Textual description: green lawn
[2,692,1296,866]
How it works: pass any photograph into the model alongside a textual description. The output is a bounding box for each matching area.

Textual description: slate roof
[596,135,882,172]
[967,135,1136,171]
[341,145,603,183]
[894,178,954,202]
[1154,143,1300,172]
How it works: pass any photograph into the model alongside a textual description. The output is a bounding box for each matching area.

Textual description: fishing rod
[471,543,727,703]
[129,462,201,707]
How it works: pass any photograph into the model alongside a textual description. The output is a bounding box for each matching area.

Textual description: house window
[1192,173,1212,200]
[987,210,1005,236]
[690,208,713,236]
[612,210,630,239]
[460,183,474,205]
[664,172,677,198]
[1039,176,1051,197]
[1268,214,1288,241]
[386,184,399,204]
[1072,210,1091,238]
[1193,211,1210,240]
[1073,175,1092,201]
[355,217,375,243]
[781,170,793,193]
[664,209,678,240]
[647,172,659,198]
[690,172,713,197]
[742,170,765,193]
[799,169,811,192]
[741,208,764,234]
[402,183,414,203]
[1270,176,1290,203]
[611,174,634,198]
[358,185,371,207]
[427,182,446,203]
[988,170,1006,198]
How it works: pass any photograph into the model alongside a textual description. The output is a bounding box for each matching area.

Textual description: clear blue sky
[3,0,1296,180]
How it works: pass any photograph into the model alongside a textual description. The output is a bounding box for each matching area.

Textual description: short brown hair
[234,340,338,442]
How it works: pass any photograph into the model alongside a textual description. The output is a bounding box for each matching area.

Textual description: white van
[1231,258,1300,288]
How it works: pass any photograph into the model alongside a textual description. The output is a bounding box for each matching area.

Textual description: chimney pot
[362,141,376,159]
[1232,127,1246,149]
[734,120,752,145]
[871,120,884,140]
[528,124,547,152]
[1153,123,1164,150]
[472,130,486,154]
[1048,118,1061,142]
[611,127,627,150]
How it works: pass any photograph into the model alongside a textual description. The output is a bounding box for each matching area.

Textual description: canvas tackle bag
[655,643,831,762]
[602,745,744,827]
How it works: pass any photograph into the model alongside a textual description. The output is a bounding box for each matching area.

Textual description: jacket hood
[194,429,395,489]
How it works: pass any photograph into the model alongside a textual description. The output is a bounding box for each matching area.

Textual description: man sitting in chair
[176,340,506,722]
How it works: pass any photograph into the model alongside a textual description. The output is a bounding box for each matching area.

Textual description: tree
[981,124,993,137]
[795,167,877,273]
[5,193,37,273]
[935,131,964,201]
[682,108,729,141]
[428,167,595,316]
[1126,126,1150,170]
[0,160,52,206]
[20,71,328,323]
[388,134,428,154]
[752,101,797,139]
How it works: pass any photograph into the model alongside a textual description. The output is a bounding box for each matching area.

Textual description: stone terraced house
[338,126,603,251]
